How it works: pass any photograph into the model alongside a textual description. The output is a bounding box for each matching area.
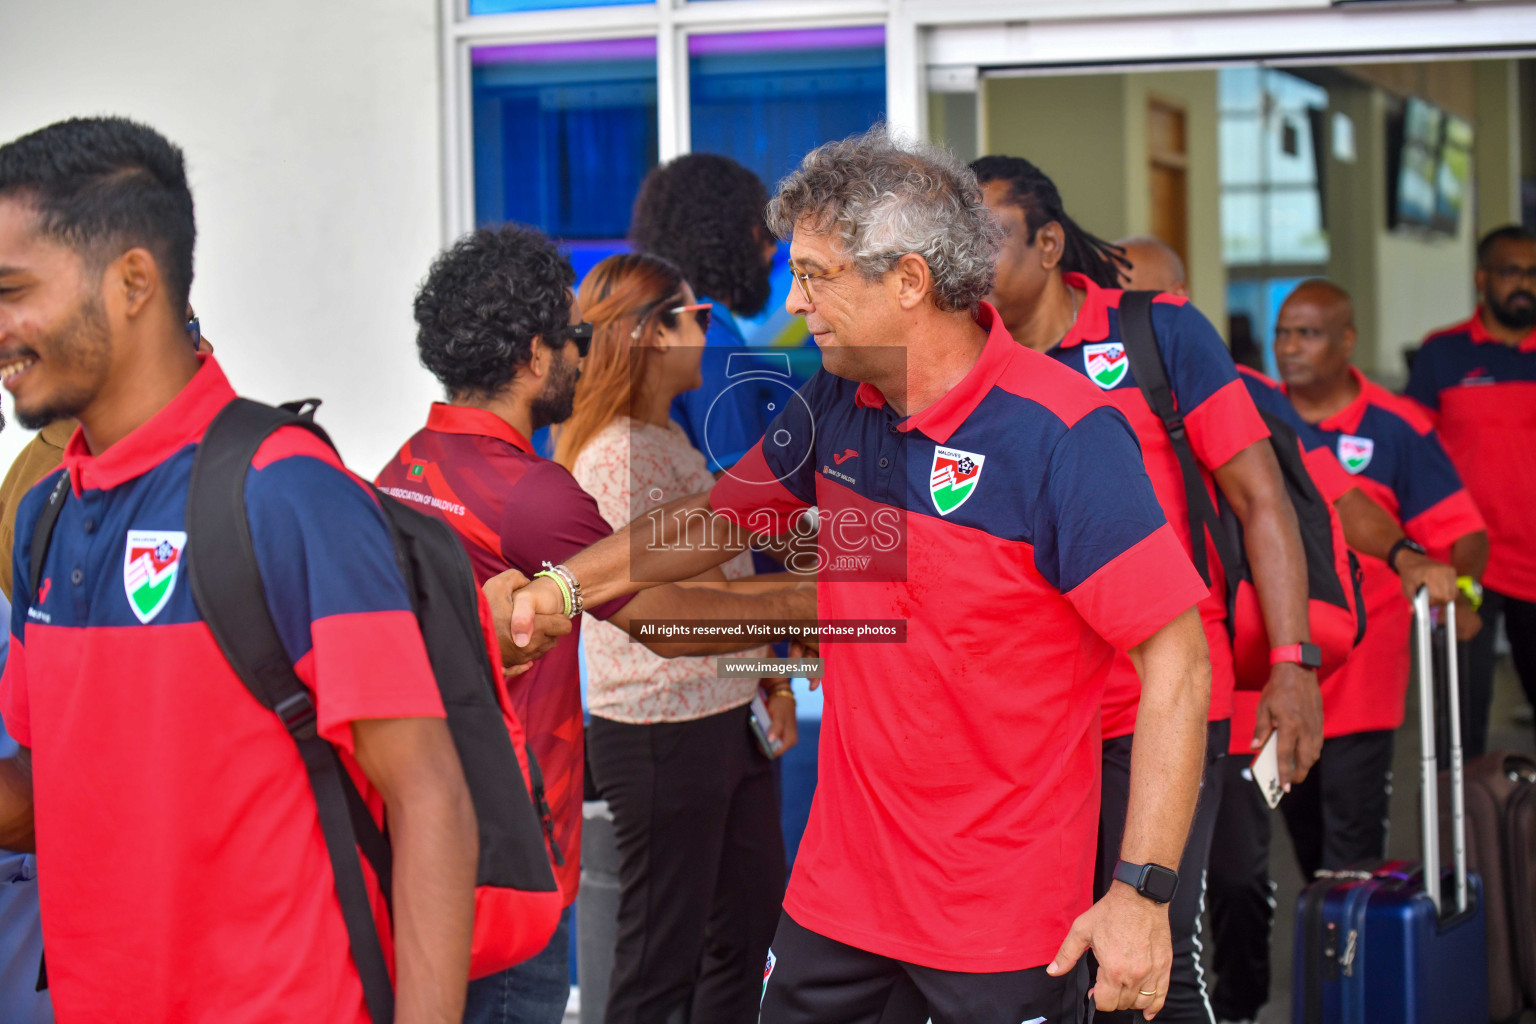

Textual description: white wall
[0,0,444,479]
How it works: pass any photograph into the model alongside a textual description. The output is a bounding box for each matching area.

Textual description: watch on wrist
[1113,860,1179,905]
[1386,537,1427,575]
[1270,642,1322,670]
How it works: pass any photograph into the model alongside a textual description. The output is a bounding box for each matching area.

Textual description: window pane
[1264,69,1328,115]
[472,39,658,239]
[1222,193,1264,265]
[1219,66,1262,114]
[470,0,649,13]
[1265,110,1319,186]
[1220,115,1262,187]
[689,27,886,190]
[1266,189,1329,264]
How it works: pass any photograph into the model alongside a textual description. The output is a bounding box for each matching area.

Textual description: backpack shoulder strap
[185,398,395,1024]
[1117,290,1242,586]
[27,473,71,599]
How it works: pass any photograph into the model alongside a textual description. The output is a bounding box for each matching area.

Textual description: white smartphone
[1250,730,1283,809]
[749,694,785,759]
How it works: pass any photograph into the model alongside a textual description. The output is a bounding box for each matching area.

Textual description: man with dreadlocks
[972,156,1322,1024]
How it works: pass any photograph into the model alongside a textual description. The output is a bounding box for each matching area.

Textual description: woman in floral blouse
[556,252,795,1024]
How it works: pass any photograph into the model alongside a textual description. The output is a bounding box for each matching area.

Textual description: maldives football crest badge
[1084,342,1129,389]
[123,530,187,623]
[929,446,986,516]
[1337,434,1374,474]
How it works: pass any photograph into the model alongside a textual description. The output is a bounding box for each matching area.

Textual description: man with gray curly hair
[491,128,1213,1023]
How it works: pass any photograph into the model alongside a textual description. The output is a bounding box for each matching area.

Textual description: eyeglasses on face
[631,301,713,339]
[1488,264,1536,286]
[562,321,593,358]
[789,262,853,304]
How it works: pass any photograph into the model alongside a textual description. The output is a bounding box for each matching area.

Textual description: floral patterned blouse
[572,417,765,724]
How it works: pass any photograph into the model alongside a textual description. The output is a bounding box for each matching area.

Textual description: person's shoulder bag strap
[1116,290,1244,587]
[184,398,395,1024]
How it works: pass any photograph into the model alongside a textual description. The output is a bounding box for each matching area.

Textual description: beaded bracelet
[532,568,574,618]
[548,562,583,617]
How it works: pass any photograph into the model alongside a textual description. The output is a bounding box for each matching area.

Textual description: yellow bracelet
[764,684,795,700]
[1457,576,1484,611]
[532,569,574,618]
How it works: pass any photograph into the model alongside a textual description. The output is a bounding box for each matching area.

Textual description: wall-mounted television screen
[1394,97,1443,230]
[1434,115,1474,234]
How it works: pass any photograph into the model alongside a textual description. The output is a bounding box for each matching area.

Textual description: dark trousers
[1465,587,1536,758]
[1280,729,1395,880]
[760,911,1090,1024]
[587,706,785,1024]
[1207,752,1275,1022]
[1095,719,1229,1024]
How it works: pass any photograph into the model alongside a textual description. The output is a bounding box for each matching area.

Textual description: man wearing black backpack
[972,156,1320,1024]
[0,118,478,1023]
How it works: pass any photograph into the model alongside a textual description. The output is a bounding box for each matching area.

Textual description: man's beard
[530,350,581,431]
[1488,289,1536,331]
[15,292,112,431]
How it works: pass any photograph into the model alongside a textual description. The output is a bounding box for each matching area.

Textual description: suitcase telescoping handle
[1413,586,1469,918]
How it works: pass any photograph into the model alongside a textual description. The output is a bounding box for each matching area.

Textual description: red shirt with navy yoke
[1043,273,1271,739]
[708,302,1208,972]
[1406,311,1536,602]
[1266,367,1484,736]
[0,357,446,1023]
[375,402,633,905]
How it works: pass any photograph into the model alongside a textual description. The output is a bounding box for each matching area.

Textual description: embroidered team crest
[1084,342,1129,390]
[1337,434,1374,474]
[123,530,187,623]
[762,949,777,1004]
[929,447,986,516]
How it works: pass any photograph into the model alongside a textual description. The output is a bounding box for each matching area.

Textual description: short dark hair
[629,153,772,317]
[1477,224,1535,267]
[0,117,195,314]
[414,223,576,400]
[970,154,1127,290]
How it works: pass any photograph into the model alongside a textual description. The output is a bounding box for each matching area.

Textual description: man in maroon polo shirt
[377,224,813,1024]
[1407,225,1536,752]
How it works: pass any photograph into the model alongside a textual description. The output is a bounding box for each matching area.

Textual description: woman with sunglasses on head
[555,252,796,1024]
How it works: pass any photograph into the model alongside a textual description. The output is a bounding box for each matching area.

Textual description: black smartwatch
[1386,537,1426,575]
[1114,859,1179,905]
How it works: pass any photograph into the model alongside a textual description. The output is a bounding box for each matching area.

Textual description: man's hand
[483,568,572,668]
[1394,550,1457,606]
[1252,662,1323,788]
[764,687,799,754]
[789,639,821,689]
[1048,884,1172,1019]
[1454,594,1483,642]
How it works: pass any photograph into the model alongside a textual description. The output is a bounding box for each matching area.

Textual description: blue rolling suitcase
[1293,589,1489,1023]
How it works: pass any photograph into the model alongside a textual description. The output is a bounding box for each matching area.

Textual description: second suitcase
[1293,590,1489,1024]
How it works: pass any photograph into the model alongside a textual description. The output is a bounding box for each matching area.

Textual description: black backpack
[1116,291,1365,688]
[30,398,562,1024]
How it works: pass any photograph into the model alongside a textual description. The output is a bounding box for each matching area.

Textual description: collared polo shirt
[375,402,631,904]
[708,302,1208,971]
[1042,274,1271,739]
[1405,311,1536,601]
[0,357,444,1023]
[1257,367,1484,737]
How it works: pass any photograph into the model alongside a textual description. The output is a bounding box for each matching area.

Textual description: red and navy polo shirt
[376,403,632,906]
[1258,367,1484,737]
[1406,311,1536,602]
[709,302,1208,972]
[1042,273,1271,740]
[0,357,444,1023]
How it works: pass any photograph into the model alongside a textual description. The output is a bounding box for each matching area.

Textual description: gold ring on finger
[1138,990,1157,998]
